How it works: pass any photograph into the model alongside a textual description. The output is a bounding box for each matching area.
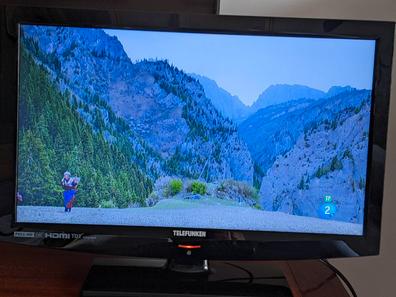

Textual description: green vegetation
[188,181,207,195]
[314,155,343,178]
[297,175,309,190]
[253,163,265,190]
[330,156,343,171]
[22,35,62,74]
[154,61,227,143]
[358,177,366,190]
[166,179,183,196]
[151,60,237,181]
[99,200,116,208]
[354,99,367,114]
[314,165,330,178]
[217,180,259,204]
[17,48,152,208]
[342,149,353,160]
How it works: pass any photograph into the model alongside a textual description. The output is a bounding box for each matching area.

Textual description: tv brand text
[173,230,206,237]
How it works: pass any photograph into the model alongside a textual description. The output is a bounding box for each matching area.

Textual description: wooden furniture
[0,242,349,297]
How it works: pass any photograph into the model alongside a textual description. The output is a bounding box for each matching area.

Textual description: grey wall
[220,0,396,21]
[220,1,396,296]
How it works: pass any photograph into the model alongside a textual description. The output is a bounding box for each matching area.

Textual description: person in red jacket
[61,171,78,212]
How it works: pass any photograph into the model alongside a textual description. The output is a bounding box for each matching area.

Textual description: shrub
[314,165,331,178]
[330,156,343,171]
[99,200,116,208]
[239,182,258,201]
[167,179,183,196]
[297,176,305,190]
[146,192,159,207]
[188,181,207,195]
[297,175,310,190]
[343,149,353,160]
[217,180,259,203]
[315,156,343,179]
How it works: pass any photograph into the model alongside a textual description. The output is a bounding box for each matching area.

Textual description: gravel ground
[16,201,363,235]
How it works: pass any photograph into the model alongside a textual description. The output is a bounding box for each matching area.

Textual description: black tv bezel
[1,6,394,259]
[14,21,375,238]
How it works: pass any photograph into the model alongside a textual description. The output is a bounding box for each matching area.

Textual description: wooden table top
[0,242,350,297]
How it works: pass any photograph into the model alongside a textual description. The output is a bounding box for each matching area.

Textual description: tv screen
[16,24,376,236]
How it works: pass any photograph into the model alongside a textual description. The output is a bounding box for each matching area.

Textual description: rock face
[239,97,316,172]
[115,60,254,183]
[21,25,254,184]
[21,25,133,101]
[239,89,370,172]
[258,90,371,223]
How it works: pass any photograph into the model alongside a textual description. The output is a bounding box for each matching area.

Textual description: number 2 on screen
[324,206,331,215]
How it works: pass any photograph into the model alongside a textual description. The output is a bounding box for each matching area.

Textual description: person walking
[61,171,78,212]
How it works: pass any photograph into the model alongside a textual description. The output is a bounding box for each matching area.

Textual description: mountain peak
[22,25,129,61]
[251,84,325,112]
[326,85,356,97]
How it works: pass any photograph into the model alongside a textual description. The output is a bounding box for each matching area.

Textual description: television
[0,6,394,261]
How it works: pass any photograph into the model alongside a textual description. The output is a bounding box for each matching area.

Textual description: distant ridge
[326,85,356,97]
[188,78,360,124]
[190,73,250,123]
[251,84,326,112]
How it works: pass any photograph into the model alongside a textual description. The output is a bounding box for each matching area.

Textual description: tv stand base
[80,258,292,297]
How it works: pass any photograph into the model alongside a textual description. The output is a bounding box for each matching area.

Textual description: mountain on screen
[18,25,370,225]
[260,93,369,223]
[189,73,251,123]
[238,89,370,223]
[238,88,367,171]
[326,85,356,97]
[250,84,326,112]
[21,26,254,189]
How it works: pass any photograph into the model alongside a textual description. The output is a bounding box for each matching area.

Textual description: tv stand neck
[167,258,209,274]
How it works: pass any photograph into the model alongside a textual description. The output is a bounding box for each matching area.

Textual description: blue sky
[105,29,375,106]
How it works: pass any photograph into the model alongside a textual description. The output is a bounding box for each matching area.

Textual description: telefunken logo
[173,230,206,237]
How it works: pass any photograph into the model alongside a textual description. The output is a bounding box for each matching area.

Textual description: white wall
[220,1,396,296]
[220,0,396,21]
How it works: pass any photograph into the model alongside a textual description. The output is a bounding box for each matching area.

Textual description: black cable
[224,262,254,284]
[320,259,358,297]
[215,276,286,283]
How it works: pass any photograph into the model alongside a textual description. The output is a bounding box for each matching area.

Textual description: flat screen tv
[0,6,394,260]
